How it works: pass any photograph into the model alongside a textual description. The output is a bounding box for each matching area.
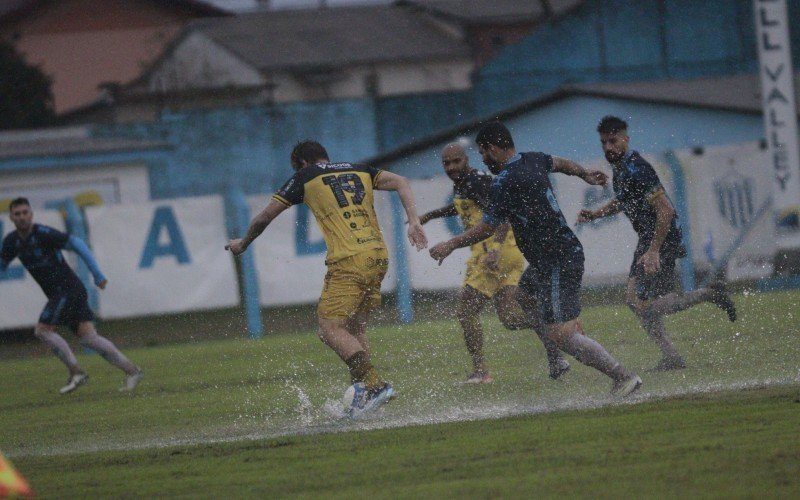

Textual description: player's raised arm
[65,235,107,288]
[373,171,428,250]
[551,156,608,186]
[419,203,457,225]
[577,198,622,225]
[429,220,496,265]
[226,199,288,256]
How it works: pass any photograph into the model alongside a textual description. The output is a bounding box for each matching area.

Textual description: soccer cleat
[549,358,571,380]
[119,369,144,392]
[648,356,686,373]
[611,374,642,398]
[709,281,737,322]
[349,383,395,418]
[59,373,88,394]
[464,371,494,384]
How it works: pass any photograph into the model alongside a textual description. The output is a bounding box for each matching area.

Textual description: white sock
[561,332,625,380]
[35,330,80,372]
[79,334,137,374]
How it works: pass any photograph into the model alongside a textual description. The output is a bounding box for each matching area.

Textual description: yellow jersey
[272,162,387,264]
[453,169,518,256]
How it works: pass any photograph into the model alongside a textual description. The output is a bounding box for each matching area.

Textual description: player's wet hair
[291,140,329,168]
[9,197,30,210]
[476,121,515,150]
[597,116,628,134]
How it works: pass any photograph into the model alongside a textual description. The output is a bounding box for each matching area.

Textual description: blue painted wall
[93,100,379,200]
[383,96,765,178]
[474,0,797,114]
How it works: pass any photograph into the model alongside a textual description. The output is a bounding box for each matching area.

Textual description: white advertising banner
[406,176,469,290]
[248,191,397,306]
[0,210,67,329]
[754,0,800,248]
[679,143,775,281]
[85,196,239,318]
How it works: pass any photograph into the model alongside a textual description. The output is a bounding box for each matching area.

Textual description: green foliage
[2,290,799,496]
[0,39,55,130]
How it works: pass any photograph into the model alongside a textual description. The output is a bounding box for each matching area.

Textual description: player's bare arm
[374,171,428,250]
[226,199,288,255]
[552,157,608,186]
[637,192,676,274]
[430,221,496,264]
[577,198,622,224]
[483,223,511,270]
[419,203,457,225]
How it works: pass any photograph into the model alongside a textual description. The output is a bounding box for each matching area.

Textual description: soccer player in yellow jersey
[421,143,570,383]
[226,140,427,417]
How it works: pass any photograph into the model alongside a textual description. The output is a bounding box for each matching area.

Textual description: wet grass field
[2,290,799,497]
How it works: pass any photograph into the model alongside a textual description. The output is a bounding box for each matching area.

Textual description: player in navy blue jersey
[578,116,736,371]
[420,142,569,383]
[0,197,143,394]
[430,122,642,397]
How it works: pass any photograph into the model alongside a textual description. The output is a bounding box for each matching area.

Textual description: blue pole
[63,200,99,311]
[663,151,696,292]
[226,188,263,339]
[390,193,413,323]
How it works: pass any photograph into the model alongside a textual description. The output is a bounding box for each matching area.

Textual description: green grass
[2,290,799,497]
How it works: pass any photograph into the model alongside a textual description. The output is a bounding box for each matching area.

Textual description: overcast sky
[201,0,392,11]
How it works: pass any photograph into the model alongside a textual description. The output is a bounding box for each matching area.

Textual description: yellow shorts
[464,242,525,298]
[318,248,389,320]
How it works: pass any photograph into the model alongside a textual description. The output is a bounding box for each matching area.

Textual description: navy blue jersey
[483,152,583,264]
[612,151,682,249]
[1,224,85,297]
[453,169,493,209]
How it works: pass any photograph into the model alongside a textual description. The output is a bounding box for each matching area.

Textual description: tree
[0,39,55,130]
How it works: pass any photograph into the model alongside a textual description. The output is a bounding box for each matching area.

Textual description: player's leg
[635,249,736,321]
[493,286,531,330]
[626,278,684,370]
[36,296,87,393]
[318,252,389,392]
[34,323,83,376]
[346,311,370,359]
[516,269,570,379]
[75,321,139,376]
[458,285,491,382]
[538,258,640,396]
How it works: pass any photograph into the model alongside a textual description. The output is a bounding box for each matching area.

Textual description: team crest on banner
[715,172,755,228]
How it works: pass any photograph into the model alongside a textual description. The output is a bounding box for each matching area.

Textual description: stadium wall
[474,0,799,114]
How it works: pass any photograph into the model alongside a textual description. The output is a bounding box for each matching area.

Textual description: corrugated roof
[567,72,775,115]
[396,0,582,24]
[195,5,469,71]
[0,127,170,161]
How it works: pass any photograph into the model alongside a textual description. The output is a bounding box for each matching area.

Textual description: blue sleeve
[482,177,507,226]
[66,235,106,285]
[632,163,665,200]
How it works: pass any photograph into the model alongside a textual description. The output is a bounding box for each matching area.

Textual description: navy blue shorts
[39,288,94,333]
[519,253,584,325]
[630,239,685,300]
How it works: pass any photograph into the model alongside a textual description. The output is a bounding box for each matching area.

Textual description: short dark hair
[9,197,30,210]
[597,116,628,134]
[475,121,515,150]
[291,140,329,167]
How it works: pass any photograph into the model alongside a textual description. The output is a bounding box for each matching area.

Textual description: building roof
[0,127,170,161]
[0,0,230,21]
[395,0,582,24]
[367,72,787,167]
[193,4,468,72]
